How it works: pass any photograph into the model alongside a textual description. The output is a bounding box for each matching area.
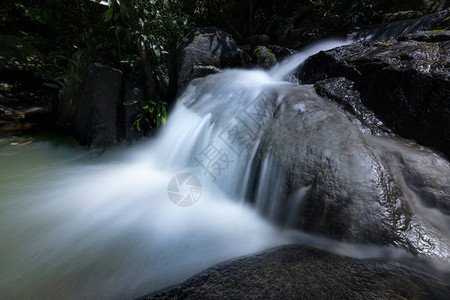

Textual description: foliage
[309,0,382,27]
[95,0,189,133]
[1,0,386,135]
[124,98,167,135]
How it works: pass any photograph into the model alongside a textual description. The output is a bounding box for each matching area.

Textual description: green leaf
[43,83,61,89]
[123,100,138,105]
[104,7,114,22]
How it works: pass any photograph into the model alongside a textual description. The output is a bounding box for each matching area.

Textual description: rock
[252,85,450,260]
[383,10,424,23]
[314,77,393,136]
[144,245,450,299]
[267,45,298,60]
[297,31,450,158]
[171,27,248,94]
[251,46,277,69]
[186,72,450,260]
[349,8,450,42]
[71,63,122,147]
[381,0,450,15]
[188,65,221,83]
[249,34,270,47]
[57,49,96,128]
[0,82,53,133]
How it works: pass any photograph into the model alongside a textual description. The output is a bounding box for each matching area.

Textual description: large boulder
[182,71,450,261]
[145,245,450,299]
[314,77,393,136]
[297,30,450,158]
[71,63,122,147]
[171,27,248,94]
[252,85,450,261]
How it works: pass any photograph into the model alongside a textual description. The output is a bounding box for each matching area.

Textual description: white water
[270,38,352,81]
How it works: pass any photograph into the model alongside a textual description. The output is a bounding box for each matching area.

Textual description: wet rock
[314,77,393,136]
[398,29,450,42]
[145,245,450,300]
[383,10,424,23]
[267,45,298,60]
[253,85,450,260]
[71,63,122,147]
[188,65,221,83]
[172,27,248,94]
[297,32,450,158]
[382,0,450,16]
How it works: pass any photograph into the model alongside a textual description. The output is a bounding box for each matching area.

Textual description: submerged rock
[297,31,450,158]
[145,245,450,299]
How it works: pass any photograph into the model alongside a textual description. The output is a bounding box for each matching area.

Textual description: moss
[426,29,446,33]
[253,46,276,60]
[436,16,450,30]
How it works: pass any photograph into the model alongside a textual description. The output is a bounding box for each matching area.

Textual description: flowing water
[0,37,448,299]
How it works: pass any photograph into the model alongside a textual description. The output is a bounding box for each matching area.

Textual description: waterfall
[1,34,447,299]
[0,38,347,299]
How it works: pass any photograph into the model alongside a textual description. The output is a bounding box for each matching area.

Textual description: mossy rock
[0,35,45,72]
[252,46,277,69]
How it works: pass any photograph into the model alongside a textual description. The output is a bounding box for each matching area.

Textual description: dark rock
[57,49,96,128]
[349,8,450,41]
[249,34,270,47]
[186,72,450,260]
[171,27,248,94]
[267,45,298,60]
[188,65,221,83]
[398,29,450,42]
[0,81,53,133]
[297,33,450,158]
[253,85,450,260]
[71,63,122,147]
[314,77,393,136]
[145,245,450,300]
[251,46,277,69]
[410,7,450,31]
[383,10,424,23]
[382,0,449,15]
